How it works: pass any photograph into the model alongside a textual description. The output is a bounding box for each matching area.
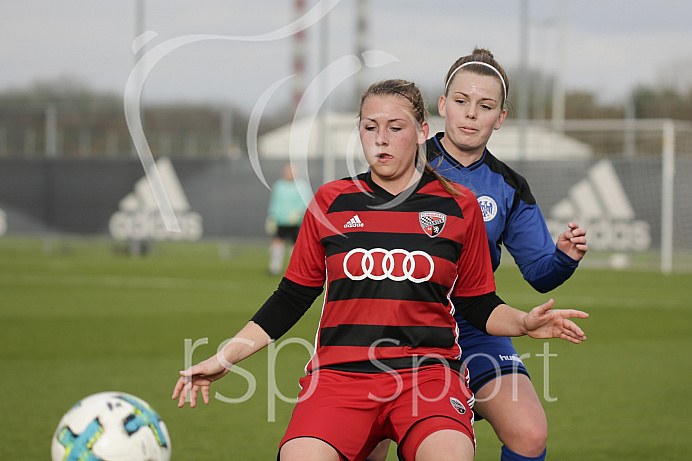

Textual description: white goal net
[507,119,692,273]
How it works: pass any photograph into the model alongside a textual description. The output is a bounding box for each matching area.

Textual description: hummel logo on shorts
[344,215,364,228]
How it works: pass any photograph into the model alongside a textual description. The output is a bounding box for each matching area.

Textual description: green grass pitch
[1,237,689,460]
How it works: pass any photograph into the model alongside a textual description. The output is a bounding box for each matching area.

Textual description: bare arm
[172,321,272,408]
[486,299,588,344]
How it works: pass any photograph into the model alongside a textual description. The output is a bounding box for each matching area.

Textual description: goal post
[507,118,692,274]
[661,119,675,274]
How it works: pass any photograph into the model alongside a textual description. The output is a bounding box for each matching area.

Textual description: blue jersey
[427,133,579,293]
[427,133,580,392]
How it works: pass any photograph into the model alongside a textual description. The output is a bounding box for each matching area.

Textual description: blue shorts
[456,317,530,393]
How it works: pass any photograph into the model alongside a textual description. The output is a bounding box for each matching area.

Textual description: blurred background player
[173,79,588,461]
[267,163,311,275]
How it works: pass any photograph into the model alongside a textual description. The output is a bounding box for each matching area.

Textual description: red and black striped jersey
[285,171,496,373]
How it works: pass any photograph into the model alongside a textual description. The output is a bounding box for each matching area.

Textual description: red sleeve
[284,191,328,288]
[452,193,497,297]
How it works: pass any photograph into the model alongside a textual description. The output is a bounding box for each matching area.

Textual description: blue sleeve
[502,200,579,293]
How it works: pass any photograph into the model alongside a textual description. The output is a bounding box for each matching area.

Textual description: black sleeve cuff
[453,292,505,334]
[251,277,323,340]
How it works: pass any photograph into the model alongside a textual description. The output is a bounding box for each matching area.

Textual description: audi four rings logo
[342,248,435,283]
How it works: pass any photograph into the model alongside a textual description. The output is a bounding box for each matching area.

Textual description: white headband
[444,61,507,101]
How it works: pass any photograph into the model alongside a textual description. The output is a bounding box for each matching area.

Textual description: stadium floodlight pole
[45,105,57,158]
[355,0,369,99]
[551,0,566,135]
[292,0,308,110]
[623,96,636,158]
[517,0,529,162]
[132,0,146,159]
[319,1,334,184]
[135,0,145,60]
[221,106,235,158]
[530,16,553,121]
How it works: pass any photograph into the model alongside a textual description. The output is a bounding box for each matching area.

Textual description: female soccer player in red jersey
[172,79,588,461]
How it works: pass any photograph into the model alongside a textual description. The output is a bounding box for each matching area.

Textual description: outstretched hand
[557,222,588,261]
[172,353,230,408]
[171,322,272,408]
[524,299,588,344]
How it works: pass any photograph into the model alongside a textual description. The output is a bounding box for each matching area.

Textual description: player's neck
[440,137,484,167]
[371,168,423,197]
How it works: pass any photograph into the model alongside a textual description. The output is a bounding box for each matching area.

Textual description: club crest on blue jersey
[419,211,446,238]
[477,196,498,222]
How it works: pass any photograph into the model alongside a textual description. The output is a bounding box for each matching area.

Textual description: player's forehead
[448,71,503,98]
[360,94,416,123]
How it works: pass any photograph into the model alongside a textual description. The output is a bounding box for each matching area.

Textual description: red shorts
[279,366,474,461]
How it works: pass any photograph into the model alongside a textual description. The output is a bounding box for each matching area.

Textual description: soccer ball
[51,391,171,461]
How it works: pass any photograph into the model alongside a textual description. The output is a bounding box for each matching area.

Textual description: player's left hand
[557,222,588,261]
[524,299,588,344]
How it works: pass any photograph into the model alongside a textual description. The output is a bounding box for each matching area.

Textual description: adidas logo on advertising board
[109,157,203,241]
[546,159,650,251]
[344,215,364,228]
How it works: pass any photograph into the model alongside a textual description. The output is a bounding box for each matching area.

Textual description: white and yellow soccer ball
[51,391,171,461]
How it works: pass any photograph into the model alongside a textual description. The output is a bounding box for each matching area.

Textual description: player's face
[360,94,429,193]
[438,72,507,160]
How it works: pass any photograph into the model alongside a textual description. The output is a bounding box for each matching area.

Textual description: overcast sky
[3,0,692,114]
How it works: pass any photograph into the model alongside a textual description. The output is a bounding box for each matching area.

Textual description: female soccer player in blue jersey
[172,79,588,461]
[426,48,587,461]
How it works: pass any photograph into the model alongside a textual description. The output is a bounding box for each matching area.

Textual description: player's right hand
[172,355,230,408]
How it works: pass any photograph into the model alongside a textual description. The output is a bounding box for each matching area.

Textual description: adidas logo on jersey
[344,215,364,228]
